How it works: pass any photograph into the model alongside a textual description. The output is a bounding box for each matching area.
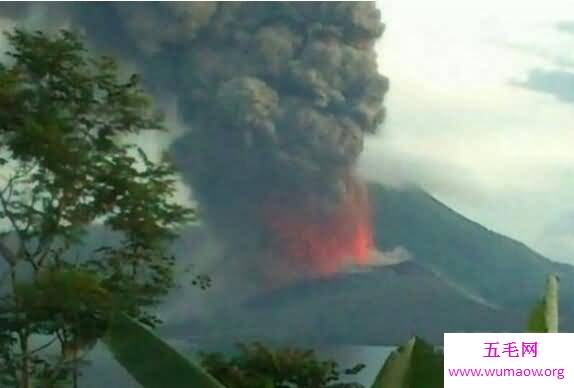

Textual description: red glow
[261,178,374,275]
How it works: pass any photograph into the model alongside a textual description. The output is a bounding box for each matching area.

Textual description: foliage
[371,337,442,388]
[103,312,225,388]
[0,29,194,387]
[104,318,367,388]
[200,343,365,388]
[527,274,559,333]
[97,270,558,388]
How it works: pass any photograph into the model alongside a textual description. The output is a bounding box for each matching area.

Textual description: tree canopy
[0,29,194,387]
[200,343,365,388]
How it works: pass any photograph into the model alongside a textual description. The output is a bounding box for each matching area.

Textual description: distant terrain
[167,182,574,347]
[369,183,574,313]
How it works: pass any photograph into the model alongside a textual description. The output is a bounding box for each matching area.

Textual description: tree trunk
[19,331,31,388]
[72,364,79,388]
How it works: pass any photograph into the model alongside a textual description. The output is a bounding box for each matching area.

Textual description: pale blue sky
[365,0,574,262]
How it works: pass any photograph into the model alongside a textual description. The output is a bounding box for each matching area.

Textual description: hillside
[186,261,520,347]
[369,183,574,312]
[167,182,574,346]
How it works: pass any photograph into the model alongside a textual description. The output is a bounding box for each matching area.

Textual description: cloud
[367,0,574,264]
[513,20,574,103]
[342,246,412,273]
[518,69,574,103]
[370,246,412,266]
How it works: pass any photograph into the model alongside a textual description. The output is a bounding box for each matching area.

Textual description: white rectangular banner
[444,333,571,387]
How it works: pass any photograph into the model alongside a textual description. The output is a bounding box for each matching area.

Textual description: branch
[28,336,59,356]
[30,183,67,268]
[8,337,59,361]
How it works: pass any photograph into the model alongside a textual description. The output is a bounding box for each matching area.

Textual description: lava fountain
[262,177,374,275]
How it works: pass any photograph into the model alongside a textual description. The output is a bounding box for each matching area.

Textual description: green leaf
[527,274,559,333]
[103,312,226,388]
[371,337,443,388]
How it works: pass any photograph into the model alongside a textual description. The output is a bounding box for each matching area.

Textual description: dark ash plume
[0,2,389,278]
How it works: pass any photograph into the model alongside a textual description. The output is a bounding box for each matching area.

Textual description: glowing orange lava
[261,178,374,275]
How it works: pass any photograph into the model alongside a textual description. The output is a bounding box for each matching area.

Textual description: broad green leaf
[527,301,547,333]
[527,274,559,333]
[103,312,226,388]
[371,337,442,388]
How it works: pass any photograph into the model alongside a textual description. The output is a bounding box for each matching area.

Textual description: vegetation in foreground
[0,29,194,387]
[103,274,559,388]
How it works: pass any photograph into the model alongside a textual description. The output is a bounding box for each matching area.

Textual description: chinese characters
[483,341,538,358]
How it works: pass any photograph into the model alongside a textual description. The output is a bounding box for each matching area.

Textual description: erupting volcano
[30,2,389,281]
[262,178,373,275]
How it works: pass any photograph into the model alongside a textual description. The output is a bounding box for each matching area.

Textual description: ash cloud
[0,3,388,278]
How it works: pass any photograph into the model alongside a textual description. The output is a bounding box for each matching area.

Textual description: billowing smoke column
[162,2,388,276]
[186,3,386,277]
[2,2,388,277]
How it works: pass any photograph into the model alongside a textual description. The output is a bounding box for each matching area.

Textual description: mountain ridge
[165,182,574,346]
[369,182,574,311]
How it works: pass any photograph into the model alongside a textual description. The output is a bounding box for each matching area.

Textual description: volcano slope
[164,183,574,346]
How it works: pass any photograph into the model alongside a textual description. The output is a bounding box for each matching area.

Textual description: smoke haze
[0,3,389,284]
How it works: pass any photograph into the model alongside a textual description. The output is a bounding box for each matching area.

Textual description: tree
[0,29,194,387]
[200,343,366,388]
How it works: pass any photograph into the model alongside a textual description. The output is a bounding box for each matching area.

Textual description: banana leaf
[527,274,559,333]
[371,337,442,388]
[103,312,226,388]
